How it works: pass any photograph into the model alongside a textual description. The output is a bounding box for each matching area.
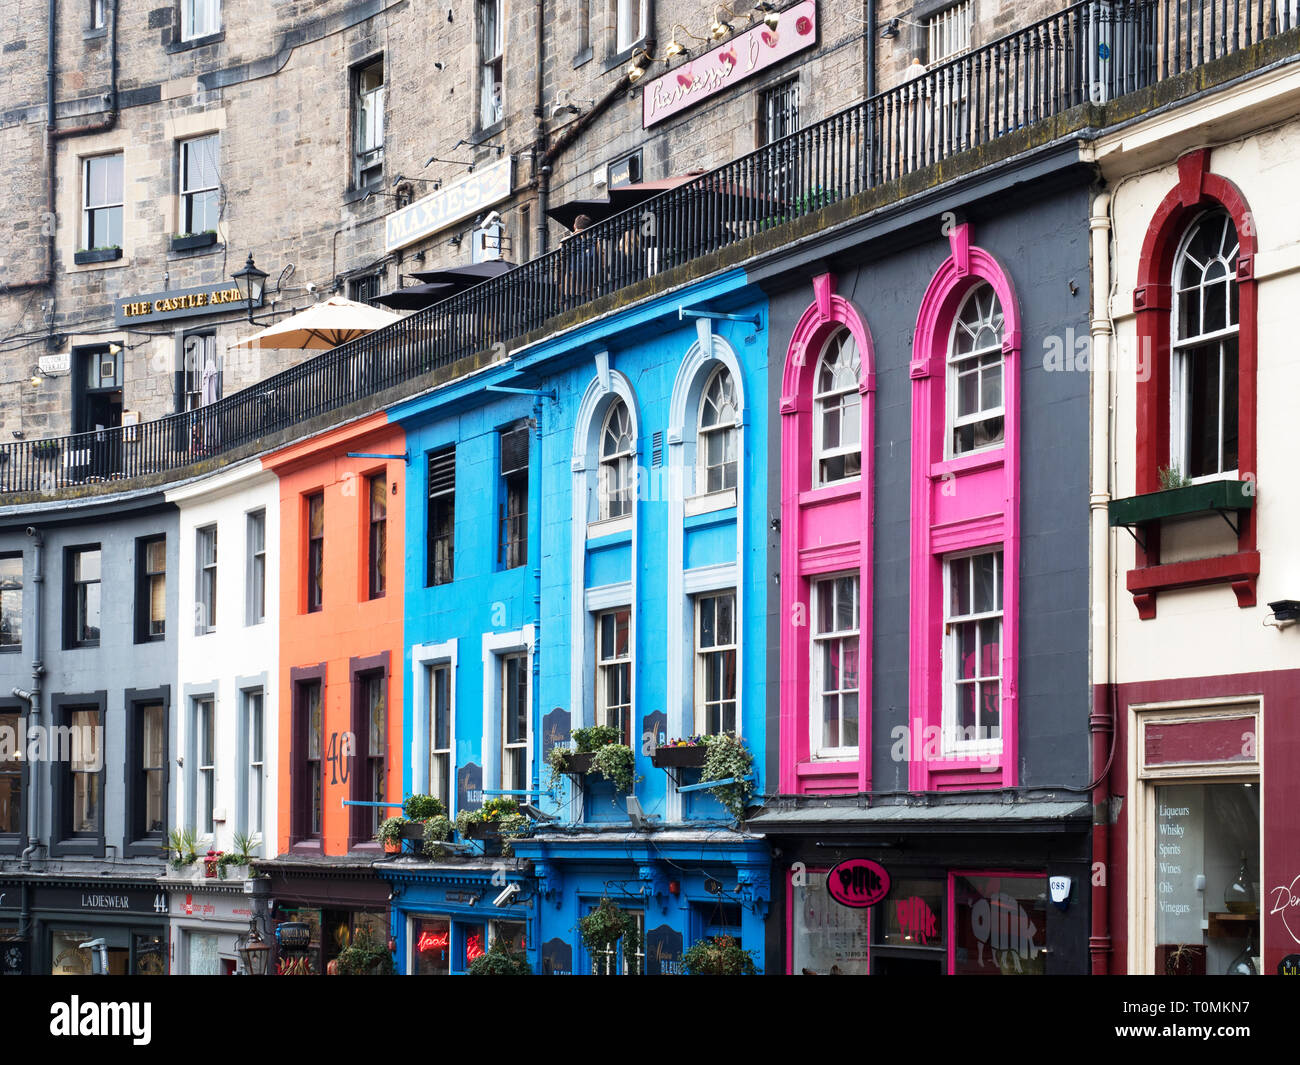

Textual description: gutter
[16,526,46,870]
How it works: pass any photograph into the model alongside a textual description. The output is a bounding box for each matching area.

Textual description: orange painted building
[263,413,406,860]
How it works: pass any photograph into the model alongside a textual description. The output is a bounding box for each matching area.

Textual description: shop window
[64,546,101,649]
[195,525,217,634]
[413,917,451,975]
[697,366,738,496]
[352,57,385,188]
[187,931,220,975]
[947,282,1005,456]
[694,591,737,735]
[587,903,643,974]
[950,873,1048,975]
[811,575,859,759]
[81,153,122,251]
[498,422,529,569]
[0,554,22,651]
[180,0,220,40]
[178,134,219,235]
[598,400,635,521]
[490,920,526,952]
[427,663,452,810]
[871,877,946,975]
[427,447,456,586]
[0,708,21,836]
[292,678,324,842]
[135,535,166,643]
[477,0,503,129]
[943,550,1003,755]
[465,924,487,968]
[813,329,862,487]
[368,472,387,599]
[596,608,632,743]
[193,697,215,835]
[246,509,266,625]
[128,699,167,844]
[306,492,324,611]
[51,930,95,975]
[501,653,529,792]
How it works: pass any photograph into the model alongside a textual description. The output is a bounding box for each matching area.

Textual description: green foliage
[681,935,759,975]
[701,733,756,821]
[455,798,524,843]
[579,898,642,975]
[164,827,198,868]
[757,187,839,231]
[334,929,395,976]
[572,725,622,753]
[467,936,532,976]
[403,794,447,820]
[1158,465,1192,490]
[227,830,256,864]
[420,814,453,858]
[591,743,637,793]
[376,816,407,847]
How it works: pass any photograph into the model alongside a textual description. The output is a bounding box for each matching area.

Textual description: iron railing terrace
[2,0,1296,497]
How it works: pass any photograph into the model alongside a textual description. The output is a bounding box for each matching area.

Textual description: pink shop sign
[641,0,818,128]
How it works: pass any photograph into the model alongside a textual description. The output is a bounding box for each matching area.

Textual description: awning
[372,281,457,311]
[406,260,516,288]
[745,798,1092,836]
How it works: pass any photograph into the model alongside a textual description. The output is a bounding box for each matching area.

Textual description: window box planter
[74,247,122,265]
[651,745,708,769]
[170,231,218,252]
[461,820,502,841]
[564,752,596,775]
[1108,480,1254,532]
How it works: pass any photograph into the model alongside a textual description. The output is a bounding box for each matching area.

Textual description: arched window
[697,365,739,495]
[947,282,1005,456]
[1171,209,1239,480]
[598,399,634,521]
[813,328,862,486]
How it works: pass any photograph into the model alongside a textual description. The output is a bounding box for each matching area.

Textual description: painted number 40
[328,731,356,785]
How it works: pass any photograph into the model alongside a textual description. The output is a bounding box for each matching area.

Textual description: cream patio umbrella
[230,294,402,350]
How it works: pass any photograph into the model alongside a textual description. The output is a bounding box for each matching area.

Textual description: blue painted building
[380,269,772,973]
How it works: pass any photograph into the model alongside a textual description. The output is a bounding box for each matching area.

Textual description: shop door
[72,347,123,479]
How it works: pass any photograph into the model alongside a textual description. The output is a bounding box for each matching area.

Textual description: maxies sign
[113,281,264,327]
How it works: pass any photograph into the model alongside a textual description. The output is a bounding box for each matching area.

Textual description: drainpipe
[865,0,876,98]
[18,526,46,869]
[0,0,120,297]
[530,396,544,800]
[1088,192,1114,975]
[533,0,549,256]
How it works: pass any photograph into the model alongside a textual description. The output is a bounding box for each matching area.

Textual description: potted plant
[651,736,709,769]
[333,929,395,976]
[73,245,122,265]
[580,898,641,975]
[421,814,454,858]
[547,725,638,793]
[170,229,218,252]
[216,831,256,879]
[376,816,407,853]
[699,733,756,821]
[455,798,530,855]
[681,935,759,975]
[467,936,532,975]
[163,827,199,873]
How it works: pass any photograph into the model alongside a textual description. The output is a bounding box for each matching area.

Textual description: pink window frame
[909,222,1021,790]
[946,869,1045,975]
[779,273,875,795]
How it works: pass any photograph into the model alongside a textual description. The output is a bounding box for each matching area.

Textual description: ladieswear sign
[385,156,514,253]
[827,858,891,908]
[642,0,818,128]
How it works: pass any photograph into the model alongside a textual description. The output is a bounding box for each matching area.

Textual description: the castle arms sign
[642,0,818,128]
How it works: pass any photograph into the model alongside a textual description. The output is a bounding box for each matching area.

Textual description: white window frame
[81,153,123,251]
[194,697,215,836]
[246,508,266,626]
[598,400,635,523]
[694,590,738,736]
[697,365,739,499]
[179,134,219,235]
[812,329,863,488]
[481,628,534,798]
[945,282,1006,459]
[428,661,454,811]
[615,0,648,53]
[810,574,860,760]
[500,652,531,794]
[941,548,1004,756]
[1170,209,1240,484]
[91,0,106,30]
[595,607,632,743]
[478,0,504,128]
[243,688,264,848]
[927,0,973,65]
[196,524,217,634]
[353,56,385,188]
[180,0,220,41]
[412,638,457,814]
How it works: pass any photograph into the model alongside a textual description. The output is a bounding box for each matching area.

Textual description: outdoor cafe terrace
[3,0,1297,501]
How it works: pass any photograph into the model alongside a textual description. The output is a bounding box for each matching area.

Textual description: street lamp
[231,253,269,322]
[236,915,271,976]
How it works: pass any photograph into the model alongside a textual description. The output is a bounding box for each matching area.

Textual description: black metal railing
[2,0,1293,496]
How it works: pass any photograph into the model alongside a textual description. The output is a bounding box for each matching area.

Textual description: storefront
[754,799,1093,975]
[0,879,24,975]
[257,858,390,975]
[5,878,172,975]
[165,876,260,975]
[380,859,537,975]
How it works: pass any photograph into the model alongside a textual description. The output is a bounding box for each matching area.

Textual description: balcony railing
[2,0,1294,497]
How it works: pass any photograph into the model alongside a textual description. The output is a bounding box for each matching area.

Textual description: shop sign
[1279,954,1300,975]
[644,924,683,976]
[541,707,571,757]
[642,0,818,128]
[827,858,890,908]
[541,937,572,976]
[385,156,514,253]
[40,887,169,916]
[276,922,312,950]
[114,281,261,326]
[38,353,70,375]
[458,762,483,812]
[0,940,27,976]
